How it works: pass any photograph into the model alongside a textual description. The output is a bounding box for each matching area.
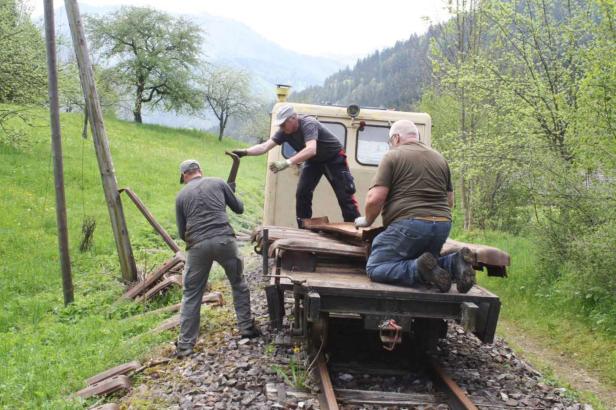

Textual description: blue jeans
[366,218,457,287]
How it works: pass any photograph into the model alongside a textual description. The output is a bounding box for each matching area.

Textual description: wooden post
[44,0,74,305]
[64,0,138,282]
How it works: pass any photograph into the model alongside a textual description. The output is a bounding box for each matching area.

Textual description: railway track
[311,316,479,410]
[315,353,478,409]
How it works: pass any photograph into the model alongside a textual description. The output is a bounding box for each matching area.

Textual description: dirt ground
[498,320,616,409]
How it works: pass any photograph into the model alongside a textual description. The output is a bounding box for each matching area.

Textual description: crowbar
[225,151,240,184]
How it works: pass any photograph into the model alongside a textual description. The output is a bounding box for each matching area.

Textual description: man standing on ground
[175,159,259,358]
[354,120,475,293]
[232,103,360,227]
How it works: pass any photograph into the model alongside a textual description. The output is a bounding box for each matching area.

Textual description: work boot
[240,320,262,339]
[451,247,476,294]
[416,252,452,293]
[174,341,194,358]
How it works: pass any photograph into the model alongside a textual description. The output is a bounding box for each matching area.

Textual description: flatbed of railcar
[271,266,501,343]
[275,267,499,301]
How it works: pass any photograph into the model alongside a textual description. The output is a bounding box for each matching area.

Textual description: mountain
[49,4,347,130]
[52,4,344,96]
[193,13,345,96]
[291,28,438,110]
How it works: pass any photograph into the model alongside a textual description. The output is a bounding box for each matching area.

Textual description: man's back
[175,177,243,248]
[372,142,452,226]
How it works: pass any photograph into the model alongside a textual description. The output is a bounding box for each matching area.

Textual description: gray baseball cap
[273,104,296,126]
[179,159,200,184]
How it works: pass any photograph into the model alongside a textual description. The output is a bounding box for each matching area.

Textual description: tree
[0,0,47,104]
[86,7,203,123]
[201,66,254,141]
[429,0,486,230]
[0,0,47,147]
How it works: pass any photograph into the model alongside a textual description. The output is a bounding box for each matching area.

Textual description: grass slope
[1,106,614,408]
[0,106,265,409]
[451,228,616,408]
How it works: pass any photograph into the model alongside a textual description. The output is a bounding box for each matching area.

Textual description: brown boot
[453,247,476,293]
[416,252,452,293]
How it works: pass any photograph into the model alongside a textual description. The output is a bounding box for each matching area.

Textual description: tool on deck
[225,151,240,184]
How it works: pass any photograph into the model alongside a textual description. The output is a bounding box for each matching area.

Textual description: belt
[414,216,450,222]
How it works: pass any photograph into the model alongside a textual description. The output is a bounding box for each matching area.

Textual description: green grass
[2,104,615,408]
[452,229,616,406]
[0,105,265,409]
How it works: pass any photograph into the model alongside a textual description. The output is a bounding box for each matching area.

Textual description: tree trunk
[218,112,227,141]
[133,83,144,123]
[133,109,142,123]
[218,118,224,141]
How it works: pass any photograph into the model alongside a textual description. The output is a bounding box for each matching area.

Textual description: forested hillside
[292,32,433,109]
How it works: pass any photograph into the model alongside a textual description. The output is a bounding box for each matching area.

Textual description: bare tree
[201,66,254,141]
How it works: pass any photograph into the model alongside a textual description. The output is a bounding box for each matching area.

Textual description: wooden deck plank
[276,268,497,299]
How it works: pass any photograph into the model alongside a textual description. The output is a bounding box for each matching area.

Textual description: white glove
[354,216,370,228]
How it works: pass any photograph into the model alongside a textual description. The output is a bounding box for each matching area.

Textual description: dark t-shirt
[371,142,453,226]
[272,116,342,162]
[175,177,243,249]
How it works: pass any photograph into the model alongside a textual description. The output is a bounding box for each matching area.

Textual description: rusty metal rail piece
[430,360,478,410]
[119,187,181,253]
[317,354,339,410]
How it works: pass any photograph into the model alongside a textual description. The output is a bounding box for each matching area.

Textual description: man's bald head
[389,120,419,145]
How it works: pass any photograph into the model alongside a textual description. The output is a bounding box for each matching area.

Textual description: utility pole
[64,0,138,282]
[44,0,74,305]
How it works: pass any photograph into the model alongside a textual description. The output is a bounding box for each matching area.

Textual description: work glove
[231,149,248,158]
[269,159,292,173]
[228,181,236,192]
[354,216,371,228]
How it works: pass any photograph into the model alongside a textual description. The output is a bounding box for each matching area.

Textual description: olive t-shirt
[371,142,452,226]
[272,116,342,162]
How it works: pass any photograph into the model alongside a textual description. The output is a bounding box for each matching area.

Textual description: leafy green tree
[86,6,204,123]
[200,66,254,141]
[0,0,47,104]
[429,0,486,230]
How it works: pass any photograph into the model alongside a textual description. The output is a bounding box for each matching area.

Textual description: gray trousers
[178,236,252,349]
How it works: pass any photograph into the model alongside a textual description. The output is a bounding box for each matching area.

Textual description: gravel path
[121,249,594,409]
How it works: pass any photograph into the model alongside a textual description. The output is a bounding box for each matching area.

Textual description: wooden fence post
[44,0,74,304]
[64,0,138,282]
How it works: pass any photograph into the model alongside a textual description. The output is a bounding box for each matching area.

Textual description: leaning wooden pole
[64,0,138,282]
[44,0,74,305]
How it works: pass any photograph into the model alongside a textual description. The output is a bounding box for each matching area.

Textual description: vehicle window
[282,121,346,158]
[356,125,390,166]
[356,124,426,166]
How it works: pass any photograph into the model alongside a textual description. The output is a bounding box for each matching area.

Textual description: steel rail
[430,359,479,410]
[316,354,339,410]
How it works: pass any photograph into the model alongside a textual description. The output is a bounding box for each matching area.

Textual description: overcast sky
[31,0,451,58]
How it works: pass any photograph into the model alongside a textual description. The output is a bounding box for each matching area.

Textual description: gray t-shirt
[272,116,342,162]
[175,177,243,249]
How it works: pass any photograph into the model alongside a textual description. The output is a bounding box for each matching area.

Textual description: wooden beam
[64,0,138,282]
[44,0,74,305]
[122,253,183,299]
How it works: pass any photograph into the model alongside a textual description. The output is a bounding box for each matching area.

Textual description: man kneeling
[354,120,475,293]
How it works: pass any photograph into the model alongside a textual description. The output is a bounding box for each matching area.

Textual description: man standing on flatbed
[174,159,259,358]
[233,103,360,227]
[354,120,476,293]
